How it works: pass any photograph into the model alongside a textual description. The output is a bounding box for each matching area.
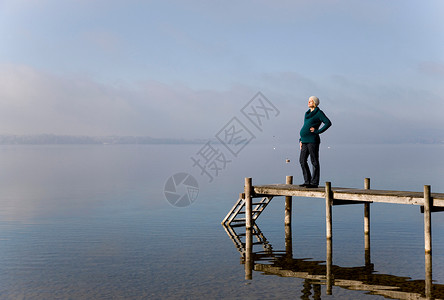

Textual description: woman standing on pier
[299,96,332,188]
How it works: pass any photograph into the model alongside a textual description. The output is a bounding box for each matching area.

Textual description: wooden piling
[285,176,293,226]
[245,228,253,280]
[245,177,253,230]
[325,182,333,240]
[364,178,371,265]
[285,225,293,259]
[244,178,253,279]
[364,178,371,235]
[425,252,432,299]
[244,177,253,280]
[364,178,371,190]
[364,204,370,235]
[424,185,432,254]
[326,237,333,295]
[325,181,333,294]
[285,176,293,257]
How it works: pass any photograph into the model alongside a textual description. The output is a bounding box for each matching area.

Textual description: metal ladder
[221,195,274,226]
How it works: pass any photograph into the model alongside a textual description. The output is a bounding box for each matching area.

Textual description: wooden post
[364,178,371,266]
[244,177,253,279]
[285,175,293,226]
[364,177,371,189]
[326,237,333,295]
[326,181,333,294]
[424,185,432,254]
[245,228,253,280]
[245,177,253,230]
[364,178,371,235]
[285,225,293,259]
[285,176,293,258]
[425,252,432,299]
[325,182,332,240]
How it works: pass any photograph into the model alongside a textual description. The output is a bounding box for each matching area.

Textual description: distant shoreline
[0,134,207,145]
[0,134,442,145]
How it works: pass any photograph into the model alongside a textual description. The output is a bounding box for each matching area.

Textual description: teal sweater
[299,107,332,144]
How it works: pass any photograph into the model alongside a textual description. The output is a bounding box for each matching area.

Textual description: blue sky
[1,0,443,143]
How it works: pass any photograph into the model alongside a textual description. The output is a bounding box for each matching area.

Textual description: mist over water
[0,143,443,299]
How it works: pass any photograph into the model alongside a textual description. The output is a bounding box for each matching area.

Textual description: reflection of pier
[222,176,444,299]
[222,222,443,299]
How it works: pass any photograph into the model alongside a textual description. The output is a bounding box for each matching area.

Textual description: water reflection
[223,223,442,299]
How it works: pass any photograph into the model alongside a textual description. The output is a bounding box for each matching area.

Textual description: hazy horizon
[0,132,443,145]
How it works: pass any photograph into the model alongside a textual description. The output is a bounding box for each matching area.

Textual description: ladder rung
[237,210,263,214]
[231,218,246,222]
[238,232,261,237]
[229,223,245,227]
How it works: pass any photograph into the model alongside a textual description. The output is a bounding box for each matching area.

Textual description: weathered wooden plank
[254,184,326,198]
[332,190,423,205]
[253,184,444,207]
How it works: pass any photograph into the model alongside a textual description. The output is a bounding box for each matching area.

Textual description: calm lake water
[0,143,443,299]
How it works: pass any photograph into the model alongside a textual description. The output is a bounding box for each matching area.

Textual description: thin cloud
[418,61,444,78]
[0,64,256,138]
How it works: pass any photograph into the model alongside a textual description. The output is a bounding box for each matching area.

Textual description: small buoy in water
[286,159,290,163]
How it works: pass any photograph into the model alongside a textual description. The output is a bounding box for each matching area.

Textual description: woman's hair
[309,96,319,106]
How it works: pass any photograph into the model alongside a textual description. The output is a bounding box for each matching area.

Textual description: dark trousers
[299,143,320,185]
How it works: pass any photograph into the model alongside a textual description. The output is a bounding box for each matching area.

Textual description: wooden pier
[222,176,444,253]
[222,176,444,298]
